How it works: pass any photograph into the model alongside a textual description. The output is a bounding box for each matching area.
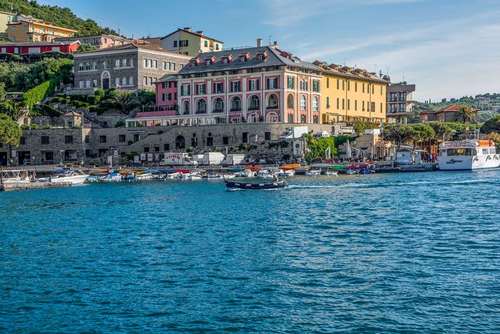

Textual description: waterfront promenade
[0,170,499,332]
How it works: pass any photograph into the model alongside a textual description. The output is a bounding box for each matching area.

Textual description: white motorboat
[50,170,89,185]
[325,170,339,176]
[438,139,499,170]
[305,169,321,176]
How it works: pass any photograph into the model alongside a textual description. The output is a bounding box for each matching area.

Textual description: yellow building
[160,27,223,57]
[6,15,77,42]
[315,62,389,124]
[0,11,15,35]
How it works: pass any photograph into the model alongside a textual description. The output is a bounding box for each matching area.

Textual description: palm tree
[458,106,476,123]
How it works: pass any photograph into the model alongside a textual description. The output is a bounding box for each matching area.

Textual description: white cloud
[261,0,426,27]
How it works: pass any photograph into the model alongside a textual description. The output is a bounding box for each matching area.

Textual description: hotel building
[6,14,77,42]
[315,62,389,124]
[127,42,323,127]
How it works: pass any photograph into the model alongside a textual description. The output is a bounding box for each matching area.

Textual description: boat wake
[287,178,499,190]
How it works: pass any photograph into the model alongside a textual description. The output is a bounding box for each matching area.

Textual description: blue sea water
[0,170,499,333]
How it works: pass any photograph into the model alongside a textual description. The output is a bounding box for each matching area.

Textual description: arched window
[231,96,241,111]
[248,95,260,110]
[300,95,307,111]
[268,94,278,108]
[213,98,224,113]
[175,135,185,149]
[287,94,294,109]
[183,100,190,115]
[197,99,207,113]
[312,96,319,112]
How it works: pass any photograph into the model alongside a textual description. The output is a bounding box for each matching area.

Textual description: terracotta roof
[161,28,223,44]
[314,61,389,84]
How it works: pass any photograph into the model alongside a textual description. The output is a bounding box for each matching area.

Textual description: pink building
[127,42,323,127]
[155,75,178,112]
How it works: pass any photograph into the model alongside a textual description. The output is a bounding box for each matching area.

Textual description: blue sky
[38,0,500,101]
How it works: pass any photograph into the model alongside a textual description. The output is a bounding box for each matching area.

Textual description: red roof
[440,104,463,112]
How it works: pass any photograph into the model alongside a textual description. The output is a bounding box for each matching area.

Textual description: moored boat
[438,139,499,170]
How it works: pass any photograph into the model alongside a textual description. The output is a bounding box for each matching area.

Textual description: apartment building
[387,82,416,124]
[6,14,76,42]
[316,62,389,124]
[160,27,223,57]
[72,42,191,92]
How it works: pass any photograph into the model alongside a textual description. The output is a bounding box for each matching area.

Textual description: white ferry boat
[438,139,499,170]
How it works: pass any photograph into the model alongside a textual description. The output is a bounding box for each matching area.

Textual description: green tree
[304,134,336,163]
[383,124,414,151]
[480,115,500,134]
[0,114,22,166]
[409,123,435,149]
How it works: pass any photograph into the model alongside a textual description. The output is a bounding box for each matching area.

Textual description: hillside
[0,0,118,36]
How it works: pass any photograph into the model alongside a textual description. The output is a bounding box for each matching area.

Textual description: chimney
[183,27,192,32]
[272,41,279,48]
[256,38,262,47]
[196,30,203,35]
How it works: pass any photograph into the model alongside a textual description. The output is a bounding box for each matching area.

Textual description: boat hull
[225,180,287,190]
[438,155,500,170]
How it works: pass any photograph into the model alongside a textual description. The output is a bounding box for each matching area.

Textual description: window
[299,80,308,91]
[342,99,345,110]
[242,132,248,143]
[326,77,330,89]
[287,94,294,109]
[223,136,229,145]
[213,82,224,94]
[287,76,295,89]
[265,132,271,141]
[195,83,206,95]
[41,136,49,145]
[181,84,191,96]
[347,80,350,91]
[300,115,306,123]
[326,97,330,109]
[362,101,365,111]
[337,79,340,89]
[248,79,260,91]
[213,98,224,113]
[99,135,107,143]
[134,134,140,142]
[312,96,319,112]
[231,96,241,111]
[129,76,134,86]
[249,95,260,110]
[230,81,241,92]
[300,95,307,111]
[267,94,278,109]
[196,99,207,113]
[119,135,126,143]
[65,135,73,144]
[355,82,358,92]
[313,115,319,124]
[183,100,190,114]
[115,78,120,87]
[288,114,294,123]
[173,40,178,47]
[312,80,320,92]
[204,40,208,47]
[355,100,358,111]
[266,77,279,89]
[337,98,340,109]
[347,99,350,110]
[164,144,170,151]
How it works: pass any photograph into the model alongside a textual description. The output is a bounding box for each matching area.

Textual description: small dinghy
[225,178,287,190]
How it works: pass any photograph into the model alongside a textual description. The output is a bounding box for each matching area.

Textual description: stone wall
[0,123,333,166]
